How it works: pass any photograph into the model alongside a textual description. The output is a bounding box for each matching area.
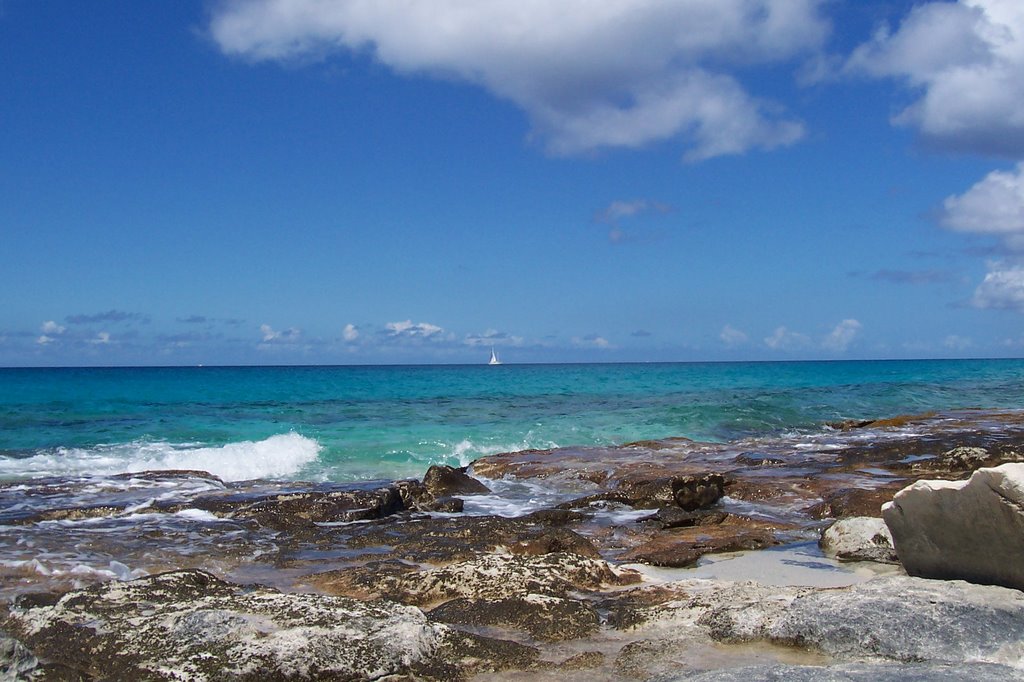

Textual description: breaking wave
[0,433,322,482]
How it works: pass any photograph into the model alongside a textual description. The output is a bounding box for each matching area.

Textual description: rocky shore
[4,410,1024,680]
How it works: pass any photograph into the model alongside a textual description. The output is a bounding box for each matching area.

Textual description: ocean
[3,359,1024,484]
[2,359,1024,597]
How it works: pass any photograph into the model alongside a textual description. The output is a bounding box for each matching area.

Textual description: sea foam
[0,433,321,482]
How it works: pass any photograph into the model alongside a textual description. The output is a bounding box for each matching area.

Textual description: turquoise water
[2,360,1024,482]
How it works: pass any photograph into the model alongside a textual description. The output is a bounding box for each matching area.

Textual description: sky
[3,0,1024,366]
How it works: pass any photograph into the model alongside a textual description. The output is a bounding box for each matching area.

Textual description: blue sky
[3,0,1024,366]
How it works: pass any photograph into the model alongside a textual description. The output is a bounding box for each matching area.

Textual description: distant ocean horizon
[3,358,1024,484]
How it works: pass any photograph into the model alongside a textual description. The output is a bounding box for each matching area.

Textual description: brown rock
[428,594,600,642]
[618,516,781,568]
[423,465,490,496]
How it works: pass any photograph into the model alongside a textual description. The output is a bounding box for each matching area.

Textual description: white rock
[882,463,1024,590]
[820,517,898,564]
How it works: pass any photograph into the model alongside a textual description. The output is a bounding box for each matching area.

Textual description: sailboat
[488,347,502,365]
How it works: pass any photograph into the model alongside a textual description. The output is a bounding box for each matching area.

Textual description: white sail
[488,347,501,365]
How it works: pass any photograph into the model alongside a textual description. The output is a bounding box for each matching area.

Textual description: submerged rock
[619,515,782,567]
[883,463,1024,590]
[2,569,535,681]
[820,517,898,564]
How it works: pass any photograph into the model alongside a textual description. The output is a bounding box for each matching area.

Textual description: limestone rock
[653,662,1024,681]
[700,576,1024,666]
[820,516,898,563]
[941,445,990,471]
[882,463,1024,590]
[317,552,639,606]
[2,569,526,681]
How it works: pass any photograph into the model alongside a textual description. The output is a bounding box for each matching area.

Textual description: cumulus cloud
[572,334,612,349]
[384,319,444,339]
[260,323,302,343]
[822,318,862,352]
[88,332,112,345]
[764,326,811,351]
[720,324,749,347]
[342,323,360,342]
[970,265,1024,311]
[40,320,66,335]
[941,163,1024,238]
[209,0,827,160]
[846,0,1024,155]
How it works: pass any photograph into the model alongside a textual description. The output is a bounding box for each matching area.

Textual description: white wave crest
[0,433,321,483]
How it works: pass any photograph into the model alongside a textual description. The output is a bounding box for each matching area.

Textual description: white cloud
[464,329,523,347]
[342,323,360,342]
[210,0,827,160]
[260,323,302,343]
[941,163,1024,236]
[572,334,612,349]
[822,318,862,352]
[971,265,1024,311]
[719,324,749,347]
[944,334,973,351]
[764,326,811,351]
[88,331,112,345]
[846,0,1024,155]
[385,319,444,339]
[41,320,66,335]
[36,335,54,346]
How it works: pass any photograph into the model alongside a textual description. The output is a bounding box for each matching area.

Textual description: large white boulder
[882,463,1024,590]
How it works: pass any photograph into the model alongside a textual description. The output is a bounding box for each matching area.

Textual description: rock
[697,576,1024,666]
[941,445,990,471]
[226,486,407,529]
[619,516,780,567]
[610,574,1024,670]
[556,473,725,512]
[652,662,1024,681]
[0,632,39,680]
[314,552,639,605]
[340,514,601,566]
[2,569,536,681]
[422,465,490,496]
[806,486,902,519]
[428,594,600,642]
[644,507,730,529]
[820,517,898,563]
[882,463,1024,590]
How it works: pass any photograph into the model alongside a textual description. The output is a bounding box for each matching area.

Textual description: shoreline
[3,409,1024,678]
